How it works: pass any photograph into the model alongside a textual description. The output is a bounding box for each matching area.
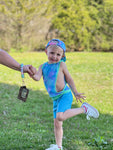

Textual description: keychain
[18,64,29,102]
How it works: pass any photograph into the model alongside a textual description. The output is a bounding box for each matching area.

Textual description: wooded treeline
[0,0,113,52]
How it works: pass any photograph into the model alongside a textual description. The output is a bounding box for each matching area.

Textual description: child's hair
[47,45,63,51]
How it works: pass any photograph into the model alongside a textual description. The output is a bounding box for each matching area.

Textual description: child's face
[45,46,63,64]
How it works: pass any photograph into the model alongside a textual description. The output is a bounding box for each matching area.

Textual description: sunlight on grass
[0,52,113,150]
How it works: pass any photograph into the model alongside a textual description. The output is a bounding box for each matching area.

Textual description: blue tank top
[41,61,71,100]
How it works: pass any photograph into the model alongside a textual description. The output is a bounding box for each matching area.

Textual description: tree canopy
[0,0,113,51]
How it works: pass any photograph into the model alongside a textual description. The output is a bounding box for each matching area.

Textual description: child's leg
[54,119,63,148]
[57,102,99,121]
[57,107,84,121]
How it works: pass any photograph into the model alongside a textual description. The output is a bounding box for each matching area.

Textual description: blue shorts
[53,91,73,119]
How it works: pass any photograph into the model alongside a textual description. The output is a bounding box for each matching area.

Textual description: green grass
[0,52,113,150]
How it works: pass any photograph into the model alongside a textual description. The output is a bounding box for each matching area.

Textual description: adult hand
[23,65,35,76]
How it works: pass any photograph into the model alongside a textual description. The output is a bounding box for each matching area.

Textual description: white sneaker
[45,144,63,150]
[81,102,99,120]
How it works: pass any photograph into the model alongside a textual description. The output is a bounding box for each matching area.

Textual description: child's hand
[74,93,86,103]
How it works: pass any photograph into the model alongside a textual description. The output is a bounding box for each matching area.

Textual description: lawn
[0,52,113,150]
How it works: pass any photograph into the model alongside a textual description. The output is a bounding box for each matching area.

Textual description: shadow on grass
[0,83,113,150]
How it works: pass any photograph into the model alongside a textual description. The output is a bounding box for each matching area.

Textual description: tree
[46,0,113,51]
[91,0,113,51]
[0,0,113,51]
[0,0,48,51]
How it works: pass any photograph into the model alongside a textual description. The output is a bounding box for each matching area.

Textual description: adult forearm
[0,50,20,71]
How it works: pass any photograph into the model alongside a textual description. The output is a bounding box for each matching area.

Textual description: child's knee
[56,112,64,121]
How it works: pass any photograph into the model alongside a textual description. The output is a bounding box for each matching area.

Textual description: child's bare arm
[62,62,86,102]
[30,65,42,81]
